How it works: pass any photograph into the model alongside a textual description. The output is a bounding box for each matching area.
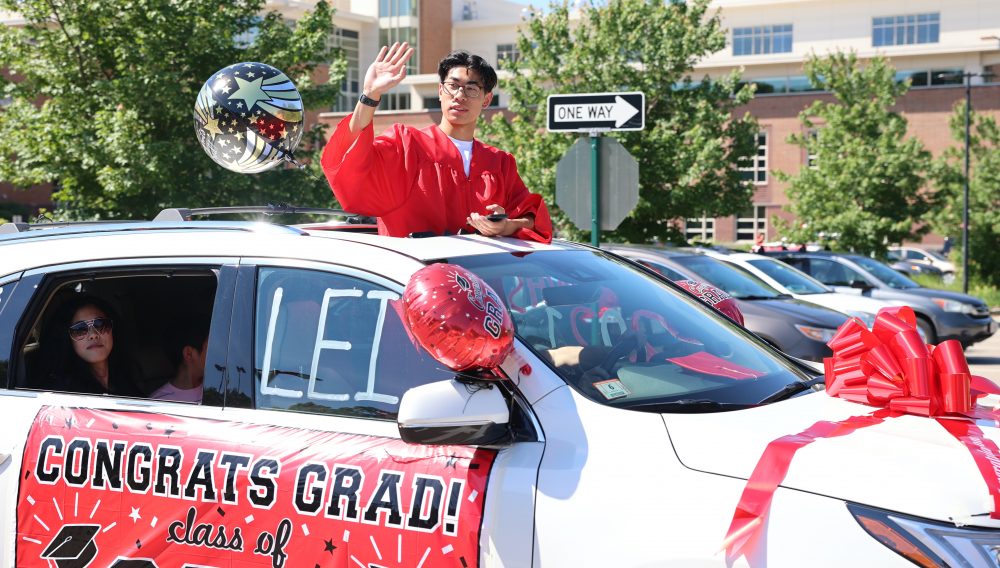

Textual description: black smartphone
[486,213,508,222]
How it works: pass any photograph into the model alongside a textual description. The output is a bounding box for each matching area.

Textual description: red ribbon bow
[722,306,1000,565]
[824,306,1000,418]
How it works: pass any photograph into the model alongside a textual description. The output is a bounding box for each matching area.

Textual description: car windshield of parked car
[925,249,949,261]
[451,251,810,411]
[746,258,831,295]
[851,256,920,289]
[670,255,784,299]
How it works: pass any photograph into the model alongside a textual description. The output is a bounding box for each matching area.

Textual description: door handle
[0,452,9,467]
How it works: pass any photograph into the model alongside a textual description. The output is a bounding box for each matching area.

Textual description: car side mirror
[397,379,511,446]
[850,281,873,291]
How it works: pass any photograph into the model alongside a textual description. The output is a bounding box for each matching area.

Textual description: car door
[202,261,542,568]
[1,258,236,568]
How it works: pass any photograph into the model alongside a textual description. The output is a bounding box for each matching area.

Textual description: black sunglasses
[68,317,114,341]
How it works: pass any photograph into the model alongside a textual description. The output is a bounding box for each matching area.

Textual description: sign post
[550,92,644,247]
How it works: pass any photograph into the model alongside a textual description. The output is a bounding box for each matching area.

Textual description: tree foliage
[775,52,931,256]
[478,0,757,243]
[0,0,342,220]
[929,105,1000,286]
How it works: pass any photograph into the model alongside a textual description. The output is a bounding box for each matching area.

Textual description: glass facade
[329,28,360,112]
[380,0,418,17]
[736,206,768,242]
[733,24,792,56]
[872,13,939,46]
[739,132,768,185]
[685,215,715,242]
[497,43,521,69]
[379,27,419,74]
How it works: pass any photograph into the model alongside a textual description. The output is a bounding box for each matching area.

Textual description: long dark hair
[42,294,127,391]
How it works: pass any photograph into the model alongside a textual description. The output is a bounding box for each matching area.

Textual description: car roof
[0,217,582,281]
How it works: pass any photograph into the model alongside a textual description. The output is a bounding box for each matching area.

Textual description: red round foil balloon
[675,279,745,326]
[403,263,514,371]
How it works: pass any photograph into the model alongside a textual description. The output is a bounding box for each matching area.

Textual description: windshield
[851,256,920,289]
[746,257,831,294]
[670,255,783,299]
[451,250,810,410]
[925,249,949,261]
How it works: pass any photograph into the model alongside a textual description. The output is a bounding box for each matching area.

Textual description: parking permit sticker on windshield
[593,379,630,400]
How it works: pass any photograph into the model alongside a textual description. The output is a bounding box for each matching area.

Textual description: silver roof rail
[154,204,366,222]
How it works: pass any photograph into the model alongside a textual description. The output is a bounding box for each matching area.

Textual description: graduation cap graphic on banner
[40,524,99,568]
[108,559,160,567]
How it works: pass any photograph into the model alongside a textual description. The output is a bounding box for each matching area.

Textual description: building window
[733,24,792,56]
[382,93,411,111]
[894,68,963,87]
[329,29,360,112]
[872,13,939,47]
[497,43,521,69]
[739,132,768,185]
[379,27,419,74]
[806,130,819,169]
[379,0,418,17]
[736,206,768,242]
[685,215,715,242]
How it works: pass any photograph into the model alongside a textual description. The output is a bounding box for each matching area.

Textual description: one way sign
[547,91,645,132]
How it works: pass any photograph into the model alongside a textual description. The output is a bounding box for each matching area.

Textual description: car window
[451,251,809,410]
[886,250,902,261]
[803,258,859,287]
[253,267,453,420]
[746,258,830,294]
[851,256,920,289]
[905,250,925,261]
[671,255,782,299]
[15,268,219,399]
[637,259,687,281]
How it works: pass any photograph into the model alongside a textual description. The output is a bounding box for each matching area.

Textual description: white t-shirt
[448,136,473,177]
[150,382,203,404]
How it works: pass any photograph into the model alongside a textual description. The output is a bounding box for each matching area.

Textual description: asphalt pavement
[967,319,1000,384]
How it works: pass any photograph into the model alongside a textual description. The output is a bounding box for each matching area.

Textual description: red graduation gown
[321,115,553,243]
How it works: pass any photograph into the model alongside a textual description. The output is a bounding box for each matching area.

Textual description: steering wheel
[595,331,644,375]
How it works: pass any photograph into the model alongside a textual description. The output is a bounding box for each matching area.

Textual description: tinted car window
[851,256,920,289]
[452,251,809,410]
[671,255,782,299]
[637,259,687,281]
[746,258,830,294]
[253,267,453,420]
[803,258,866,287]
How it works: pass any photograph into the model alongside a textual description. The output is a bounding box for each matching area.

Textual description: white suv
[888,246,957,277]
[1,209,998,567]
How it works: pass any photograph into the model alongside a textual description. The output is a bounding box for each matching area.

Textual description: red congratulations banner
[16,406,495,568]
[722,307,1000,564]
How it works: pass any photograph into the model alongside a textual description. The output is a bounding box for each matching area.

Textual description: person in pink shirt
[150,316,210,403]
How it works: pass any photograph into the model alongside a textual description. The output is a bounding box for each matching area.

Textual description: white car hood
[664,392,1000,526]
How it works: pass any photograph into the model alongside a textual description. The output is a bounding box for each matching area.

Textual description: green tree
[479,0,757,243]
[0,0,343,220]
[775,52,931,255]
[929,105,1000,287]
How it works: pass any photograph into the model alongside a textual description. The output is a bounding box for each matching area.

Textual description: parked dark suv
[770,251,996,347]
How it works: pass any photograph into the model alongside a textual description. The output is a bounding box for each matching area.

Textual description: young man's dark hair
[165,314,211,368]
[437,50,497,93]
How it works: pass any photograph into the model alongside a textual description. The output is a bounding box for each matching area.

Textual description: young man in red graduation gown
[321,43,553,243]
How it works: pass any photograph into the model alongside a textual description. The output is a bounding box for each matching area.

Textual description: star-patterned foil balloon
[194,62,304,174]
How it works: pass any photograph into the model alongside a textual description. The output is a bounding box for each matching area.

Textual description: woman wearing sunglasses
[43,295,142,397]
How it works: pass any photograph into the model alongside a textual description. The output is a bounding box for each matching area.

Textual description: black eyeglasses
[68,318,113,341]
[441,81,483,99]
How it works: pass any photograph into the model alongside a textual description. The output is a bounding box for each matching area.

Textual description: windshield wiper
[625,399,751,413]
[735,294,778,300]
[758,376,825,405]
